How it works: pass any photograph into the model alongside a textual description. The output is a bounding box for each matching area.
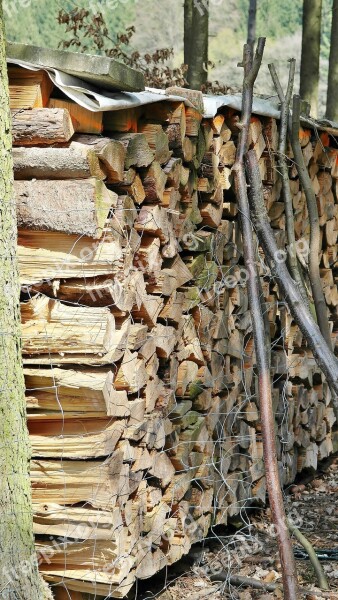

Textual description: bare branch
[290,95,333,350]
[211,572,333,598]
[269,61,310,310]
[268,62,285,102]
[288,521,329,591]
[235,37,266,163]
[234,40,299,600]
[285,59,296,106]
[247,37,266,85]
[245,148,338,417]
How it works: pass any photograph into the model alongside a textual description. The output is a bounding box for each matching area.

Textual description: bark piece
[13,145,106,180]
[12,107,74,145]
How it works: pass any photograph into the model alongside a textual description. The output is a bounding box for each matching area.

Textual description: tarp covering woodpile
[7,44,338,599]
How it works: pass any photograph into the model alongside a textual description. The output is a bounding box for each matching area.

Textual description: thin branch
[211,572,281,592]
[245,148,338,418]
[288,521,329,590]
[248,37,266,85]
[269,62,285,102]
[290,95,332,350]
[233,38,299,600]
[236,38,266,161]
[268,61,310,311]
[211,573,334,598]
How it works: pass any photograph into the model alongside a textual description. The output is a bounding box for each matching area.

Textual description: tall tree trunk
[0,4,51,599]
[247,0,257,46]
[300,0,322,117]
[184,0,209,90]
[326,0,338,121]
[184,0,193,70]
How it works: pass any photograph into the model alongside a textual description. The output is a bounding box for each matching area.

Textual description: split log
[48,98,103,134]
[21,295,117,356]
[18,227,123,285]
[25,367,129,417]
[141,161,167,202]
[15,178,117,238]
[113,133,154,168]
[8,66,54,109]
[138,122,171,164]
[71,134,126,182]
[31,452,128,507]
[33,503,124,540]
[29,417,126,459]
[103,107,140,132]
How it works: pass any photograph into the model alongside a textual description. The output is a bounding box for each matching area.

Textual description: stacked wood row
[11,69,337,599]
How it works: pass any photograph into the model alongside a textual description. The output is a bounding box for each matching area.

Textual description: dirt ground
[133,455,338,600]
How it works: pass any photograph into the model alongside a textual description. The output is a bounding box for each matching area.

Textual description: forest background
[3,0,335,116]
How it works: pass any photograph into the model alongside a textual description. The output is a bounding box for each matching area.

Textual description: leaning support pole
[268,60,310,311]
[233,39,299,600]
[290,95,332,350]
[245,149,338,418]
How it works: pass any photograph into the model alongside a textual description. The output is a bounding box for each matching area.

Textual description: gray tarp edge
[7,58,338,136]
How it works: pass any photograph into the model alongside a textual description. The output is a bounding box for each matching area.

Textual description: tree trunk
[326,0,338,121]
[184,0,193,70]
[0,4,51,599]
[184,0,209,90]
[247,0,257,46]
[300,0,322,117]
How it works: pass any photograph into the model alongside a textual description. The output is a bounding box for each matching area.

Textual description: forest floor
[134,454,338,600]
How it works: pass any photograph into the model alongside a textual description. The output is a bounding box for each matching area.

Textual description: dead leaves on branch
[57,7,230,92]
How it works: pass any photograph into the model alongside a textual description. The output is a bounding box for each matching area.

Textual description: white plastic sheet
[7,57,338,134]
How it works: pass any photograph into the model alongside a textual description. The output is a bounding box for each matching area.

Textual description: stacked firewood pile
[10,66,337,598]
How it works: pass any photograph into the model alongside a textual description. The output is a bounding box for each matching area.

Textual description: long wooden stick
[290,95,332,350]
[233,38,299,600]
[245,149,338,418]
[268,61,310,311]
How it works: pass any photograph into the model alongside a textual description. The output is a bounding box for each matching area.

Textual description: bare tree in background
[326,0,338,121]
[184,0,209,89]
[300,0,322,117]
[247,0,257,46]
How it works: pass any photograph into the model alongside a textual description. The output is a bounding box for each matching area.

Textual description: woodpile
[10,67,337,599]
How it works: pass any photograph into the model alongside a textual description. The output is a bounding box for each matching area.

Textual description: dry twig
[290,95,332,350]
